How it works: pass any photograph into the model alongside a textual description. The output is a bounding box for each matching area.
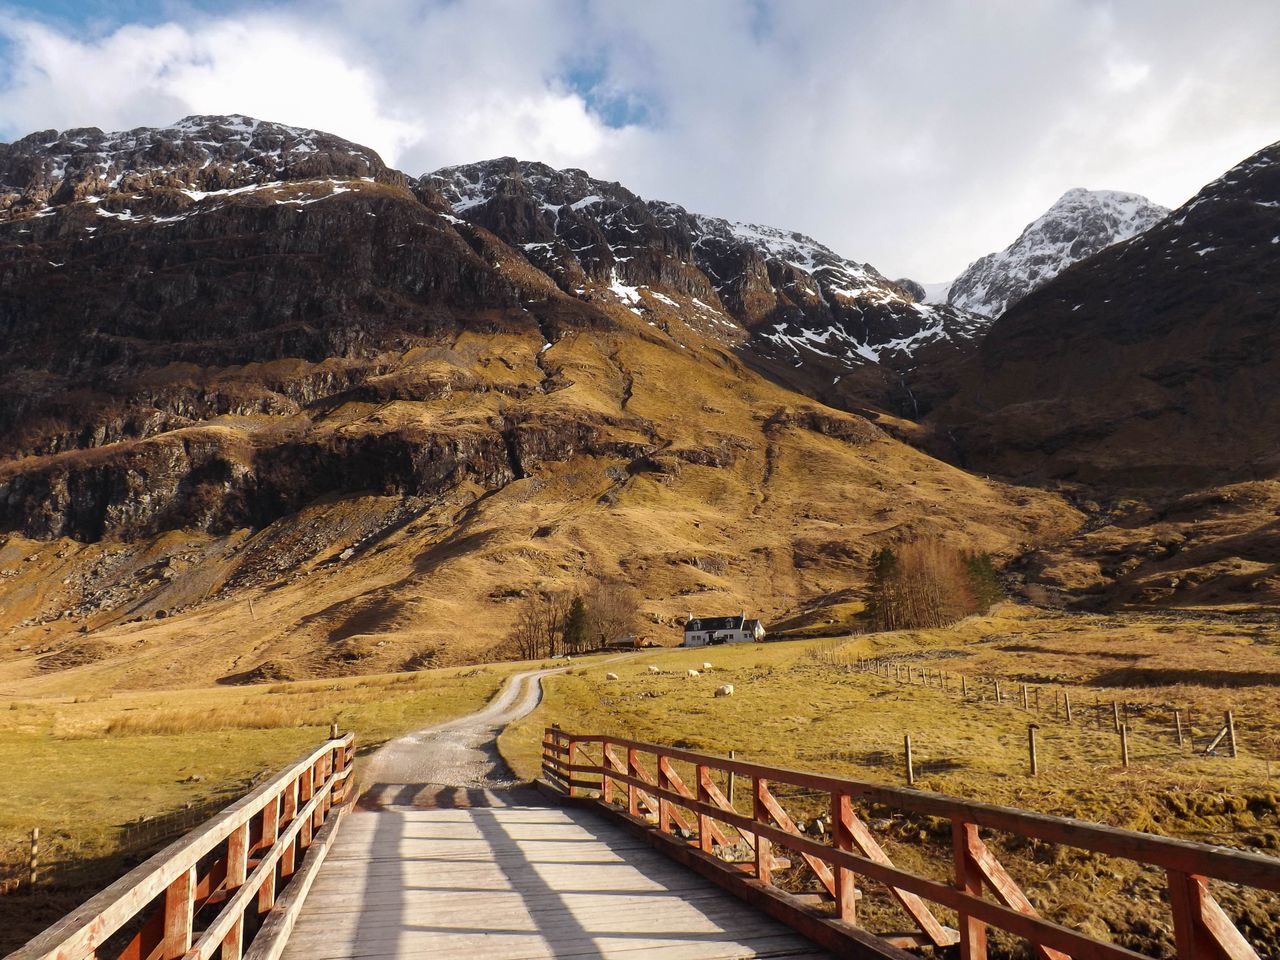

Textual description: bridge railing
[543,728,1278,959]
[13,732,355,960]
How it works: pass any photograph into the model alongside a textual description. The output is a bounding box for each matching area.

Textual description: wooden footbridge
[11,729,1280,960]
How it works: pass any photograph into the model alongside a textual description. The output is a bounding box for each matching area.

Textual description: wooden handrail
[542,728,1276,960]
[12,733,355,960]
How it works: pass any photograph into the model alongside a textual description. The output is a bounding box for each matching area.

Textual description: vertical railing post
[831,791,857,923]
[258,795,280,913]
[333,734,348,805]
[597,740,609,804]
[952,819,987,960]
[753,777,772,885]
[628,748,640,817]
[1167,870,1213,958]
[162,865,196,959]
[697,765,714,855]
[281,777,300,877]
[299,763,315,849]
[570,738,582,800]
[657,756,672,834]
[223,822,249,960]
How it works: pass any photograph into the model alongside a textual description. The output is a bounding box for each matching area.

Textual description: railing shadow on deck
[541,727,1280,960]
[9,733,355,960]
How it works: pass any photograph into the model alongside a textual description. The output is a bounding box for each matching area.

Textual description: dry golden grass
[0,325,1080,694]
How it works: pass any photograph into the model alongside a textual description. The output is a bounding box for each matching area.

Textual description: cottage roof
[685,615,746,632]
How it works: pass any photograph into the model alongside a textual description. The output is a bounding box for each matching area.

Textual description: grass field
[500,603,1280,957]
[0,658,531,951]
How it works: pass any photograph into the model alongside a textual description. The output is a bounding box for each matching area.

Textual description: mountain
[946,188,1169,317]
[426,159,988,414]
[0,116,1078,689]
[927,142,1280,609]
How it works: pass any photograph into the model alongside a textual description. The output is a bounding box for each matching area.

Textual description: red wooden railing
[12,732,354,960]
[543,728,1277,959]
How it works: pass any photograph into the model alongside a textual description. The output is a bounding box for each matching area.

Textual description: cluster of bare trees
[868,540,1000,631]
[506,580,641,659]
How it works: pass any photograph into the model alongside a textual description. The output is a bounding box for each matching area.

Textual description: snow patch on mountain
[948,188,1169,317]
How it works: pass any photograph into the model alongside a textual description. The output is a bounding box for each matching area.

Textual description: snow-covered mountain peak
[947,187,1169,317]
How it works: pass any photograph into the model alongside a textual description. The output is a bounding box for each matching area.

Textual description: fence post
[1065,691,1073,723]
[696,764,713,854]
[961,675,968,699]
[904,734,915,786]
[224,822,249,960]
[1021,684,1029,710]
[28,827,38,893]
[1121,724,1130,768]
[1113,701,1121,733]
[1225,711,1237,758]
[1175,709,1184,747]
[994,679,1002,704]
[628,748,640,817]
[1028,725,1039,777]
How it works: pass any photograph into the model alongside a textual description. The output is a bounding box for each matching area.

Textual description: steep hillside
[427,158,988,415]
[933,141,1280,486]
[946,188,1169,317]
[928,142,1280,611]
[0,116,1079,690]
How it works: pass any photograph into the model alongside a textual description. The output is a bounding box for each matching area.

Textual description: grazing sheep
[605,672,619,681]
[701,662,713,671]
[647,665,661,674]
[686,669,700,678]
[714,684,734,697]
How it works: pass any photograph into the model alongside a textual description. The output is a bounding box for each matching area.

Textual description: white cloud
[1,0,1278,281]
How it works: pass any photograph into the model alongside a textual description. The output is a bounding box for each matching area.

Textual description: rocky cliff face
[947,188,1169,317]
[427,158,989,412]
[931,141,1280,487]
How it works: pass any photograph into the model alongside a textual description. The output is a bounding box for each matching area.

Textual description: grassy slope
[499,605,1280,955]
[0,321,1079,693]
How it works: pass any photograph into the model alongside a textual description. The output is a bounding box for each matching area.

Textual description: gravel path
[357,666,566,808]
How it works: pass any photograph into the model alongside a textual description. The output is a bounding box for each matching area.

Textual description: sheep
[605,672,619,681]
[714,684,734,697]
[686,669,700,678]
[701,662,713,671]
[647,665,661,674]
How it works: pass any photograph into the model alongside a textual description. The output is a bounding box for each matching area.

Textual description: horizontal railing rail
[12,731,355,960]
[542,728,1277,959]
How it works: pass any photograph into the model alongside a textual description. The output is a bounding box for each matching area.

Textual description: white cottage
[682,612,766,647]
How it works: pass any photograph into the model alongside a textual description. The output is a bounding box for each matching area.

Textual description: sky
[1,0,1278,281]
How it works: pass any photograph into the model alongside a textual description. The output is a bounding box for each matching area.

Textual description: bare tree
[868,540,983,631]
[585,580,640,650]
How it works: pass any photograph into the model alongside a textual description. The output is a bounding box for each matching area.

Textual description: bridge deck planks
[281,801,827,959]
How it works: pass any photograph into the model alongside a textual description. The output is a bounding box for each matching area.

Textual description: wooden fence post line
[961,674,968,699]
[28,826,38,893]
[696,765,713,854]
[628,748,641,817]
[1175,709,1184,747]
[1064,691,1073,723]
[1113,701,1121,733]
[1028,725,1039,777]
[1021,684,1029,710]
[1121,724,1130,768]
[1225,711,1237,758]
[904,734,915,786]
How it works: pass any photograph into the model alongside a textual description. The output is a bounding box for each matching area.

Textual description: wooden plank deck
[281,798,827,959]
